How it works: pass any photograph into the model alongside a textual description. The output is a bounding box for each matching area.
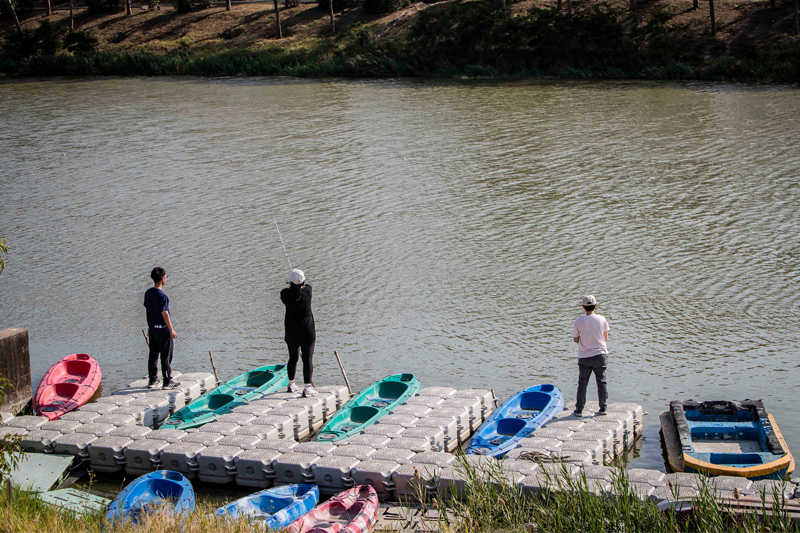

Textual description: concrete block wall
[0,328,32,414]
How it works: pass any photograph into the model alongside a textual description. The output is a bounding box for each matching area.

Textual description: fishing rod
[273,217,293,270]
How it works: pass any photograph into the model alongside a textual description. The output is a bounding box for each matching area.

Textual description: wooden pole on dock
[333,351,352,396]
[208,351,220,385]
[142,329,149,348]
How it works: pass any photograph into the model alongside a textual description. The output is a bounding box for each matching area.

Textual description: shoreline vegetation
[1,0,799,82]
[1,456,798,533]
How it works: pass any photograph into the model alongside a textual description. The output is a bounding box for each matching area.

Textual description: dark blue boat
[467,384,564,458]
[664,399,795,481]
[106,470,195,525]
[214,484,318,529]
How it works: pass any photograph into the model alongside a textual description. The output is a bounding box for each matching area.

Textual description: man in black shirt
[144,267,179,389]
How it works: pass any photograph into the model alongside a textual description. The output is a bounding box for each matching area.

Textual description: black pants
[576,353,608,412]
[286,339,314,384]
[148,328,173,382]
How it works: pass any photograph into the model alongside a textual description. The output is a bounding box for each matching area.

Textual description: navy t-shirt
[144,287,169,330]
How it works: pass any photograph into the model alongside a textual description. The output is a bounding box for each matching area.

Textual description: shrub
[1,20,65,59]
[364,0,411,14]
[87,0,124,14]
[1,22,98,58]
[174,0,214,13]
[317,0,358,11]
[63,30,98,54]
[285,0,299,7]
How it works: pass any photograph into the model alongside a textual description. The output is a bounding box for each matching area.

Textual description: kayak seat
[376,382,410,401]
[346,406,381,424]
[42,383,81,403]
[496,418,527,436]
[520,392,554,411]
[244,370,277,388]
[207,394,236,410]
[63,360,92,380]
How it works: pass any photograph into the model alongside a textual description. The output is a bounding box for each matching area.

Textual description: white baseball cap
[288,269,305,285]
[581,295,597,307]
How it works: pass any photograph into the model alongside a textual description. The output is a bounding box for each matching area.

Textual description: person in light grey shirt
[572,295,609,417]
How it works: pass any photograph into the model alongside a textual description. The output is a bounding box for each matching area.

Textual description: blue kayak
[106,470,195,525]
[214,484,318,529]
[467,384,564,458]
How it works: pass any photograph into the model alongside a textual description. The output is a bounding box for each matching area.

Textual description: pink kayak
[34,353,102,420]
[287,485,379,533]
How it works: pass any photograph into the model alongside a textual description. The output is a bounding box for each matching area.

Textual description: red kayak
[34,353,102,420]
[288,485,378,533]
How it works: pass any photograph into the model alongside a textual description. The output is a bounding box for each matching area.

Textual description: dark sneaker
[147,379,160,389]
[162,380,181,389]
[597,408,608,416]
[573,410,583,417]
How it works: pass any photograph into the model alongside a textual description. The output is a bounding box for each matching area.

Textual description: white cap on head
[581,295,597,307]
[288,269,305,285]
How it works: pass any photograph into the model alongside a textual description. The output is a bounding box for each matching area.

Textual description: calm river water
[1,77,799,472]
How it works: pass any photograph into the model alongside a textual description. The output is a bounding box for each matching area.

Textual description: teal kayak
[316,373,420,442]
[161,365,288,430]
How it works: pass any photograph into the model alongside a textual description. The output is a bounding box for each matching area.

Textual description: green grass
[1,459,797,532]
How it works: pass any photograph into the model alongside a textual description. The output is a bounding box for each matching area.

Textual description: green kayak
[161,364,288,430]
[316,373,420,442]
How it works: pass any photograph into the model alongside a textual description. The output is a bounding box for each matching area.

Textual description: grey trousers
[576,353,608,412]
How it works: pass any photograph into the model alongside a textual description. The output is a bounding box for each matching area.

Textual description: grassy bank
[2,459,798,533]
[2,0,800,81]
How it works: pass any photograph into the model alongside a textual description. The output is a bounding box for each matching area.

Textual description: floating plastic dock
[11,373,766,505]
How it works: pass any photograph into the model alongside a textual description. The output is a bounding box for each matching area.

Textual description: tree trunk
[273,0,282,39]
[328,0,335,34]
[46,0,51,16]
[494,0,505,8]
[556,0,561,10]
[770,0,774,8]
[693,0,697,9]
[126,0,131,15]
[795,0,798,34]
[69,0,74,29]
[566,0,572,16]
[709,0,716,35]
[4,0,21,31]
[630,0,634,10]
[226,0,231,10]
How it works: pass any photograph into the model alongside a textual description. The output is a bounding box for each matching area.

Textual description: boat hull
[466,384,563,458]
[106,470,195,525]
[316,374,420,442]
[215,484,318,529]
[162,364,288,430]
[287,485,379,533]
[34,353,102,420]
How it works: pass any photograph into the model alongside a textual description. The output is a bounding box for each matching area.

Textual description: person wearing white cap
[572,295,609,417]
[280,268,317,397]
